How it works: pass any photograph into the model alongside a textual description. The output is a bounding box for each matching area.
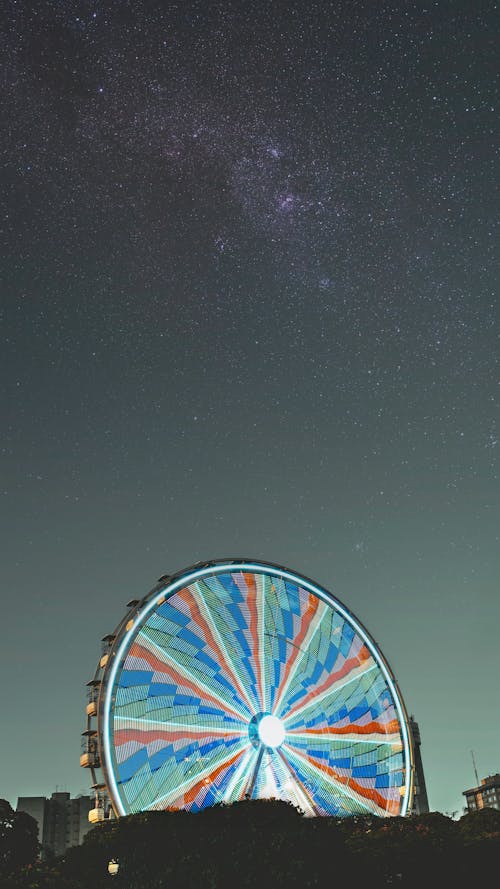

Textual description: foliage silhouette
[5,801,500,888]
[0,798,39,878]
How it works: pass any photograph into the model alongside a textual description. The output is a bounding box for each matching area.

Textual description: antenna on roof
[471,750,480,786]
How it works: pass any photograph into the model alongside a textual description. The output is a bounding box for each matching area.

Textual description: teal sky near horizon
[1,0,498,817]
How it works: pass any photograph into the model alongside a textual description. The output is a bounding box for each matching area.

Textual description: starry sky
[1,0,498,817]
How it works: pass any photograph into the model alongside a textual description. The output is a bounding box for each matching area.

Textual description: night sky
[2,0,498,817]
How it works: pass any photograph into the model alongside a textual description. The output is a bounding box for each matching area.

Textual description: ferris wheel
[82,559,414,818]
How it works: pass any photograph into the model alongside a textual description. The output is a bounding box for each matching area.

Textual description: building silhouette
[409,717,429,814]
[16,792,93,857]
[463,774,500,812]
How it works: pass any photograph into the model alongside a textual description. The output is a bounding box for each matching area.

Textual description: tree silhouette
[4,801,500,888]
[0,798,39,877]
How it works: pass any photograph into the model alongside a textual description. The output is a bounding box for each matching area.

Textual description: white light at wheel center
[258,715,285,747]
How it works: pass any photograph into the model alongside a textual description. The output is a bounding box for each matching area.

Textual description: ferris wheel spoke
[245,743,265,798]
[277,627,369,721]
[223,746,260,802]
[214,577,265,712]
[273,749,320,816]
[114,722,247,751]
[287,720,402,749]
[114,715,246,735]
[282,655,377,727]
[148,740,251,810]
[258,574,271,712]
[272,593,325,716]
[239,571,266,712]
[272,750,320,816]
[176,583,257,716]
[128,637,248,723]
[281,742,387,816]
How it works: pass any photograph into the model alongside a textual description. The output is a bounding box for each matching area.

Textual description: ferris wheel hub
[257,714,285,748]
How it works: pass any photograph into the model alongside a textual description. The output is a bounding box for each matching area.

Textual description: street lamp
[108,859,119,876]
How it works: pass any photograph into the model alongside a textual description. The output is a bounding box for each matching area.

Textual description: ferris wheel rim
[97,559,414,818]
